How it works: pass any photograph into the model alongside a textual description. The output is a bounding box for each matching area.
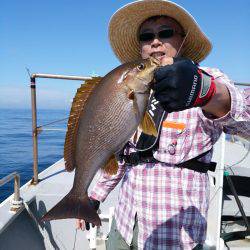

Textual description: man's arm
[89,162,126,202]
[153,57,219,113]
[76,161,126,230]
[153,57,250,138]
[200,68,250,139]
[202,80,231,118]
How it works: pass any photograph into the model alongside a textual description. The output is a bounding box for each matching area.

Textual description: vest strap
[122,151,216,173]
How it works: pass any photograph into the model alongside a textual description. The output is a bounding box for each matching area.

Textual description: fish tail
[41,192,101,226]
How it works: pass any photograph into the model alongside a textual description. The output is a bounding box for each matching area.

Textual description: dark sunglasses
[139,28,183,42]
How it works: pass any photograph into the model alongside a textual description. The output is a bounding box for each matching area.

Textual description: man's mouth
[150,52,166,60]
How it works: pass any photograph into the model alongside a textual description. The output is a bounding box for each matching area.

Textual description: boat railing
[0,172,23,211]
[30,73,94,184]
[233,82,250,87]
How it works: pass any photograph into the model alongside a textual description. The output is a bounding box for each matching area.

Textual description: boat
[0,74,249,249]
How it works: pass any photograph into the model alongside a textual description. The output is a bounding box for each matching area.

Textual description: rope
[38,107,85,129]
[39,117,69,128]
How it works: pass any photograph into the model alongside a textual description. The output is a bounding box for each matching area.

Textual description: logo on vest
[149,97,159,117]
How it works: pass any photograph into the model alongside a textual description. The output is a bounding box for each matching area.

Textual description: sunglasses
[139,28,183,42]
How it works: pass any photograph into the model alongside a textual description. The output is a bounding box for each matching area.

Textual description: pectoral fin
[127,90,135,100]
[102,155,118,175]
[139,111,157,137]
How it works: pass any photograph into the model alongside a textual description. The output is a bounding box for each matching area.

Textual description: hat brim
[109,0,212,63]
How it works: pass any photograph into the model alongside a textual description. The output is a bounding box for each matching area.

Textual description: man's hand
[153,57,216,113]
[76,198,100,230]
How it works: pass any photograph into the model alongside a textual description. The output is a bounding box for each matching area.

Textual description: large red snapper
[41,57,160,226]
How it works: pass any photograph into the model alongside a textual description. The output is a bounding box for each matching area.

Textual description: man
[77,1,250,249]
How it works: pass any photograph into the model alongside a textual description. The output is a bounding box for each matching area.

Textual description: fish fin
[41,192,101,226]
[127,90,134,100]
[102,155,118,175]
[139,111,157,137]
[64,77,103,172]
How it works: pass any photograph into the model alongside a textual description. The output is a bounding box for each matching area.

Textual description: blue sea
[0,108,69,202]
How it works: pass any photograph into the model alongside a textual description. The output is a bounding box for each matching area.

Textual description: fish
[41,57,160,226]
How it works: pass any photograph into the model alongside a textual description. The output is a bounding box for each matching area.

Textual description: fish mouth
[149,56,161,66]
[150,52,166,62]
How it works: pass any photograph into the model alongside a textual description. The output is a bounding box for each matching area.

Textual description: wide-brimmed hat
[109,0,212,63]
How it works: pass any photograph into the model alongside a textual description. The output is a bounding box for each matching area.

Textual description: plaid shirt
[90,68,250,250]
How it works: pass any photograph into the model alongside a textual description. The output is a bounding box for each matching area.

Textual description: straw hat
[109,0,212,63]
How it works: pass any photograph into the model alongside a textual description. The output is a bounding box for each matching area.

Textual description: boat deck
[0,159,120,250]
[0,138,249,249]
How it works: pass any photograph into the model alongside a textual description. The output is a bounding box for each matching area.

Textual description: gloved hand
[76,198,100,231]
[153,57,216,113]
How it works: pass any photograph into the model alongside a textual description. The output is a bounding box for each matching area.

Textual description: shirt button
[168,143,176,155]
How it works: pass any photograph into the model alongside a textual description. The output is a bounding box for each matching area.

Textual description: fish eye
[137,63,145,71]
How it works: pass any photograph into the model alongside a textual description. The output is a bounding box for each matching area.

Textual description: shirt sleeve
[89,161,126,202]
[200,67,250,139]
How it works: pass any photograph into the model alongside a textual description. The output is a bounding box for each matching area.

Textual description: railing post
[28,74,94,185]
[0,172,23,212]
[30,77,39,184]
[13,174,20,201]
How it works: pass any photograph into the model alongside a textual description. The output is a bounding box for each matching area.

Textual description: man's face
[139,16,184,62]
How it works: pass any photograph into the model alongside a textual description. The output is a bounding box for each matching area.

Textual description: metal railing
[234,82,250,87]
[30,73,94,184]
[0,172,23,211]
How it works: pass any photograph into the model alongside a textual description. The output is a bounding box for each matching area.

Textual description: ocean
[0,108,69,202]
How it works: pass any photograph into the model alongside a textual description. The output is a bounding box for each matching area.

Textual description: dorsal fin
[64,77,102,172]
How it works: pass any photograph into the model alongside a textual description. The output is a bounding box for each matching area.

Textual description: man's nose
[151,38,162,48]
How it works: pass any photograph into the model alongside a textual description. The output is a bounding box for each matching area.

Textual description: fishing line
[25,67,31,78]
[176,29,190,57]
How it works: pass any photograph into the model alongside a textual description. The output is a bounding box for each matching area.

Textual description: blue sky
[1,0,249,109]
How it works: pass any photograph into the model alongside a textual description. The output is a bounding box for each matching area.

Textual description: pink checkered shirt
[90,68,250,250]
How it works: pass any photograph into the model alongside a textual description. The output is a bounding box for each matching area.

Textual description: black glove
[85,198,100,230]
[153,57,216,113]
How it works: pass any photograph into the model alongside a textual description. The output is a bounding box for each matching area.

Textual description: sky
[1,0,249,110]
